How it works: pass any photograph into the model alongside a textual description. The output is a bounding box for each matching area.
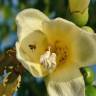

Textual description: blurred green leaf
[86,85,96,96]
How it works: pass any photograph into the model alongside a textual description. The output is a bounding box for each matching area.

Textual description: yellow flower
[16,9,96,83]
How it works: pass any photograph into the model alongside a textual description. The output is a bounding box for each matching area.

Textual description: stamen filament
[40,47,56,72]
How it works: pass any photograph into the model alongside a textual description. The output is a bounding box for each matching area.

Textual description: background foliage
[0,0,96,96]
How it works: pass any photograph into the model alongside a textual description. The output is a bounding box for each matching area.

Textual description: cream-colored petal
[16,8,49,41]
[20,30,48,63]
[43,18,96,66]
[75,32,96,67]
[43,18,96,81]
[45,62,82,82]
[45,76,85,96]
[69,0,90,13]
[16,31,49,77]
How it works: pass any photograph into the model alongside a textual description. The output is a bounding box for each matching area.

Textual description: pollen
[52,40,69,65]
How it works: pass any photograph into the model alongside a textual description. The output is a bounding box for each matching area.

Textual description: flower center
[40,41,69,72]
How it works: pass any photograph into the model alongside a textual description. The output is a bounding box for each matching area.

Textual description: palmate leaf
[0,75,21,96]
[0,48,24,96]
